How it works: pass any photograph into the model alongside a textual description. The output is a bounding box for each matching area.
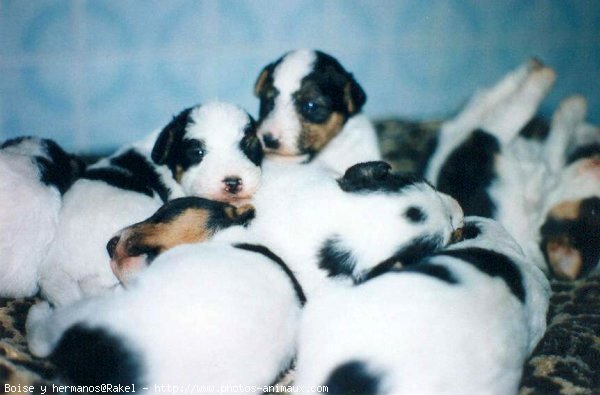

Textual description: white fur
[294,217,550,395]
[0,139,62,297]
[39,101,261,306]
[27,241,301,388]
[215,162,463,298]
[257,49,381,174]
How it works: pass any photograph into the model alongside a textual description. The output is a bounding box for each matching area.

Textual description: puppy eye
[186,146,205,162]
[302,101,319,114]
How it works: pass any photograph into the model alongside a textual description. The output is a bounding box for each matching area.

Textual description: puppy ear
[254,63,275,97]
[224,204,256,227]
[344,75,367,114]
[151,107,193,165]
[338,161,392,192]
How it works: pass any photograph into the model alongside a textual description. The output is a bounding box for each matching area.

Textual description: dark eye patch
[179,139,206,170]
[405,206,426,223]
[239,119,263,167]
[258,89,278,120]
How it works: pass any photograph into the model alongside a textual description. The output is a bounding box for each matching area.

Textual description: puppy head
[107,197,255,285]
[318,162,464,280]
[1,136,85,194]
[254,49,366,158]
[539,155,600,280]
[151,102,263,204]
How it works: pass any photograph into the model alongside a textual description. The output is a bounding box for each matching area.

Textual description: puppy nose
[223,177,243,194]
[106,236,120,259]
[262,133,280,149]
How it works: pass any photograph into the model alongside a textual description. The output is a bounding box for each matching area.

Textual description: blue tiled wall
[1,0,599,152]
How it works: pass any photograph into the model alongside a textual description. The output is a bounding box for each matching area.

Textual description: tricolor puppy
[0,137,84,297]
[39,101,263,306]
[294,217,550,395]
[254,49,381,173]
[27,241,304,389]
[425,59,568,274]
[107,197,255,285]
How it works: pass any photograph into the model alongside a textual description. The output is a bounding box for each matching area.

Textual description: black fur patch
[50,324,143,386]
[540,197,600,278]
[404,206,426,223]
[438,247,526,302]
[151,107,197,177]
[338,161,421,194]
[324,361,382,395]
[436,129,500,218]
[1,136,85,195]
[566,143,600,165]
[233,243,306,306]
[84,149,171,203]
[519,116,550,141]
[402,263,458,284]
[460,222,481,240]
[239,117,264,167]
[362,235,445,282]
[318,236,357,278]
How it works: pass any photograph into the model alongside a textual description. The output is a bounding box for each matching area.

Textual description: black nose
[224,177,242,194]
[107,236,120,259]
[262,133,280,149]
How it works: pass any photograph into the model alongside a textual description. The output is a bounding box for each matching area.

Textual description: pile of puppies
[0,49,597,394]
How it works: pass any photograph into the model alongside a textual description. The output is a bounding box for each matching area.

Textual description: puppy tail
[25,301,55,357]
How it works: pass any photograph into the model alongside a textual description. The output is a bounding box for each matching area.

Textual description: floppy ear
[224,204,256,227]
[254,63,275,97]
[344,75,367,114]
[151,107,193,165]
[338,161,392,192]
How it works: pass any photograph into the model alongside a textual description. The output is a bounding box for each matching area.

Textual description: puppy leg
[480,63,556,145]
[544,95,588,173]
[25,301,56,357]
[444,60,535,137]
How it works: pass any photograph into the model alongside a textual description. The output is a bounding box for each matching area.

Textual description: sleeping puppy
[254,49,381,173]
[294,217,550,395]
[39,101,263,306]
[107,161,464,299]
[0,137,84,298]
[107,196,255,284]
[27,241,303,389]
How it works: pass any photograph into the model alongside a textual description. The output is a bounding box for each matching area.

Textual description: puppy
[27,241,303,388]
[254,49,381,173]
[39,101,263,306]
[0,137,84,297]
[107,196,255,284]
[294,217,550,395]
[424,60,588,276]
[108,161,464,299]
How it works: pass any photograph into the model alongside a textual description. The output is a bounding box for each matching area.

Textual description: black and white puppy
[254,49,381,173]
[27,240,303,388]
[294,217,550,395]
[0,137,84,297]
[424,59,575,276]
[39,101,263,306]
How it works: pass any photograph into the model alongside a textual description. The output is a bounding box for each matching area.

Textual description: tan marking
[344,82,356,114]
[549,200,581,221]
[254,68,271,97]
[175,165,184,183]
[547,236,583,280]
[129,208,213,254]
[450,228,464,243]
[300,112,345,152]
[235,204,254,218]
